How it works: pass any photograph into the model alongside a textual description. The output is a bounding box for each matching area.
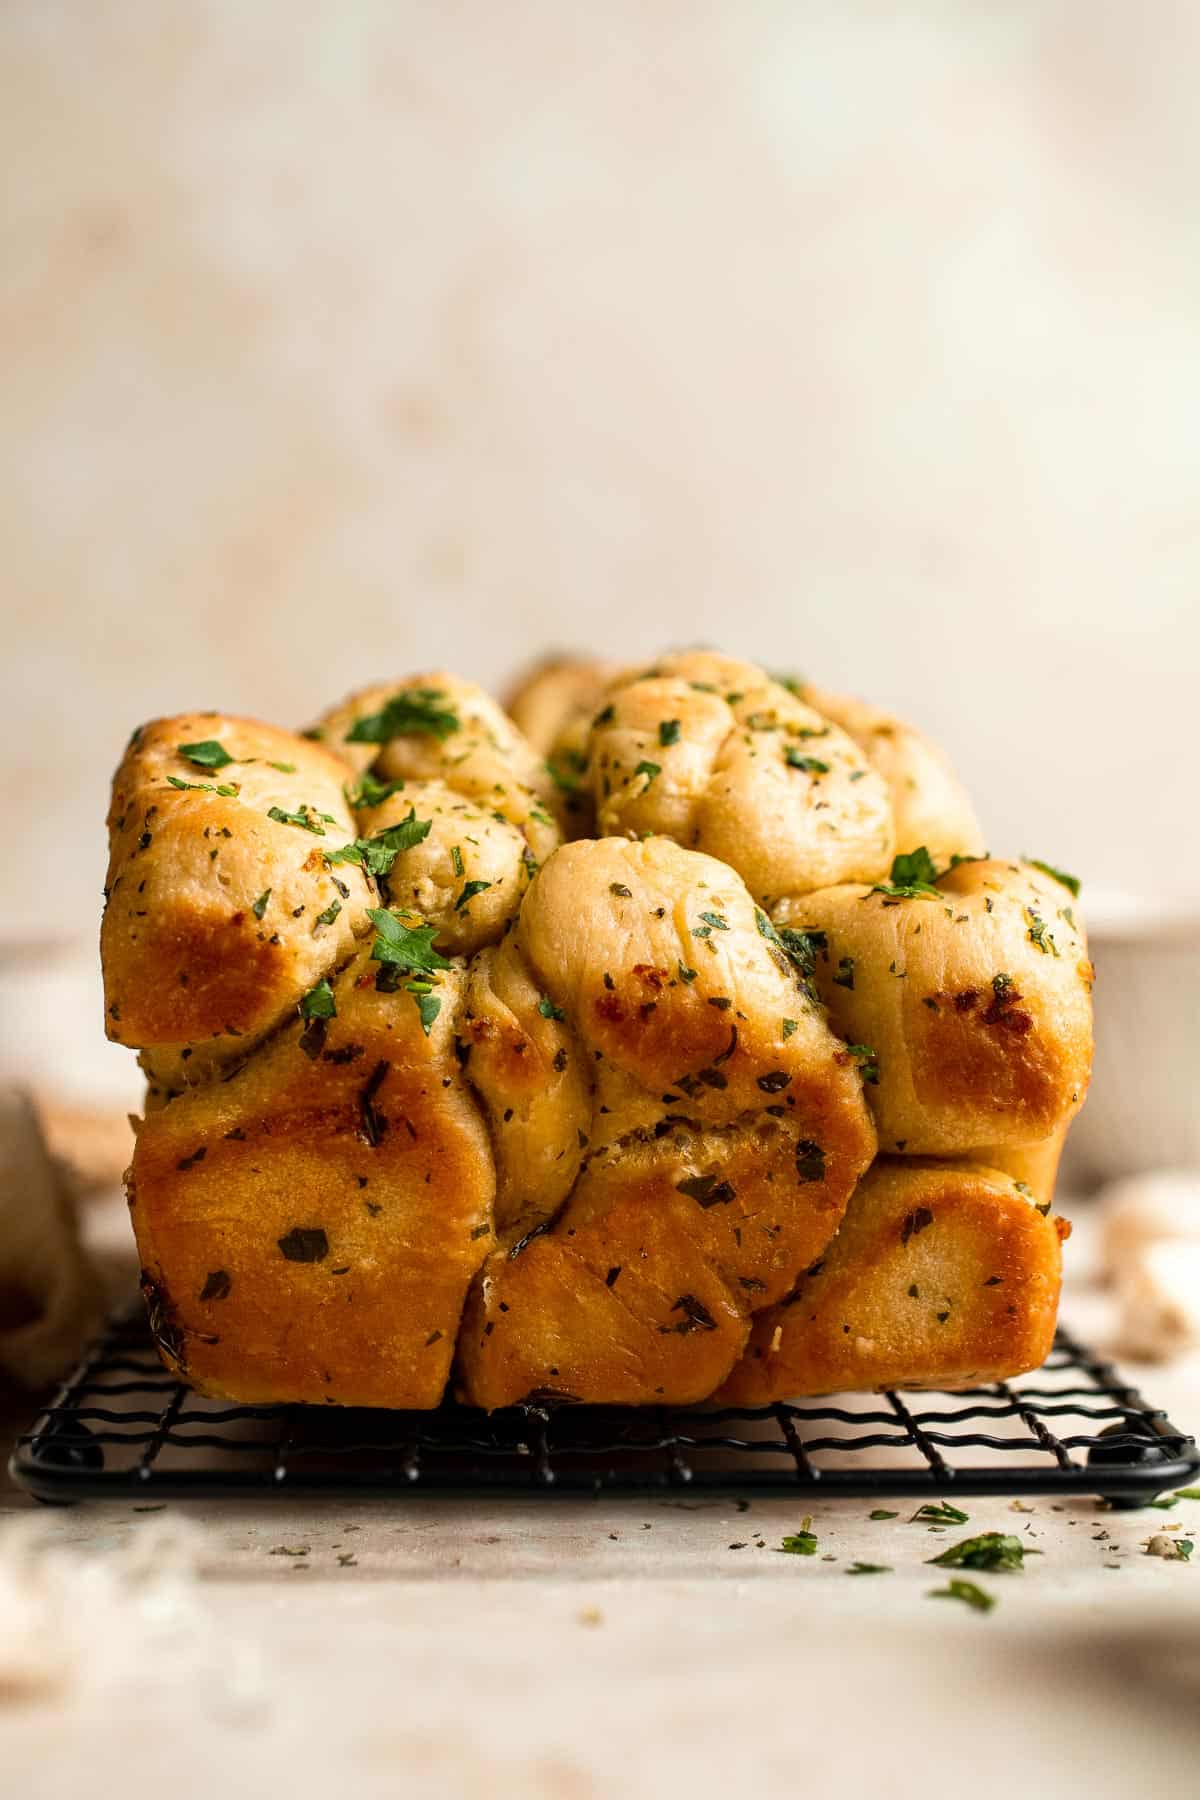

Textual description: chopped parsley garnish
[770,671,806,695]
[678,963,698,983]
[832,955,855,990]
[610,883,633,897]
[1025,857,1081,897]
[784,748,829,774]
[268,803,336,835]
[872,846,941,900]
[326,809,433,877]
[869,1509,899,1521]
[634,760,662,786]
[347,772,407,809]
[178,738,234,770]
[847,1562,892,1575]
[1026,909,1060,956]
[755,910,826,998]
[455,879,492,911]
[299,979,337,1021]
[167,776,239,797]
[846,1043,880,1084]
[929,1578,994,1613]
[268,760,297,773]
[450,845,464,877]
[927,1533,1037,1573]
[795,1141,825,1182]
[367,908,452,974]
[314,898,342,929]
[658,719,681,746]
[415,993,441,1035]
[782,1018,798,1039]
[547,749,587,793]
[777,1518,818,1556]
[777,926,827,982]
[699,911,730,931]
[538,996,566,1022]
[345,689,460,744]
[911,1501,969,1526]
[252,889,271,920]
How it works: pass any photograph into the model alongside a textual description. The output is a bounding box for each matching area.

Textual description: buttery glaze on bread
[718,1159,1066,1400]
[103,714,375,1098]
[131,939,494,1407]
[104,652,1091,1408]
[772,858,1093,1154]
[455,837,877,1406]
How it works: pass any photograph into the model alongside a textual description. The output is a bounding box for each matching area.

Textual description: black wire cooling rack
[9,1309,1198,1505]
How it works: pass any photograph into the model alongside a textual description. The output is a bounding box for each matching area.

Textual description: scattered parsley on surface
[777,1518,819,1556]
[911,1501,970,1526]
[927,1532,1037,1572]
[929,1578,995,1613]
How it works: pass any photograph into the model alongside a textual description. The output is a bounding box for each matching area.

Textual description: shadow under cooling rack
[9,1311,1198,1504]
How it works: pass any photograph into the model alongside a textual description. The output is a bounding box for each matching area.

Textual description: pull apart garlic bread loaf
[105,654,1091,1408]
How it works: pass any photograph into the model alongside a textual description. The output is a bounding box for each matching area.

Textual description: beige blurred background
[3,0,1198,963]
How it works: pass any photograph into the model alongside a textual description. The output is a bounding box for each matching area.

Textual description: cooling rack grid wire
[10,1311,1198,1503]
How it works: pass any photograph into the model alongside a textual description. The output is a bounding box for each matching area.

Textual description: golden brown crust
[717,1158,1065,1401]
[104,657,1090,1409]
[102,714,375,1095]
[129,942,494,1408]
[453,837,877,1407]
[773,859,1093,1155]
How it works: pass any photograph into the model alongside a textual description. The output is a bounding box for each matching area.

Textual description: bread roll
[773,858,1093,1155]
[803,685,985,867]
[718,1158,1066,1400]
[104,654,1093,1409]
[129,934,494,1408]
[313,672,561,852]
[587,651,894,904]
[454,836,877,1407]
[102,714,374,1099]
[505,656,619,836]
[506,655,619,752]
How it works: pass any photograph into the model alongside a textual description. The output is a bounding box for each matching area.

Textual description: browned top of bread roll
[102,713,374,1095]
